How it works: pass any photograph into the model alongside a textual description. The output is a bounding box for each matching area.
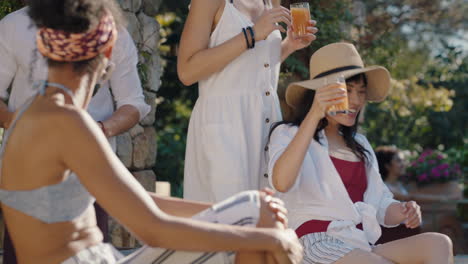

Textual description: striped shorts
[300,232,355,264]
[62,191,260,264]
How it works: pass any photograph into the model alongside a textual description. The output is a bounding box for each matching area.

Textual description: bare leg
[334,249,394,264]
[372,232,453,264]
[235,193,283,264]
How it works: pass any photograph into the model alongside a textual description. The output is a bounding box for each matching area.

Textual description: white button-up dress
[183,0,283,202]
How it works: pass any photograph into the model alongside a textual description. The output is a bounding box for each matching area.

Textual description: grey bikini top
[0,81,95,223]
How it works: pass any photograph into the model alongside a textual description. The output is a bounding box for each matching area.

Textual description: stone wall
[111,0,162,248]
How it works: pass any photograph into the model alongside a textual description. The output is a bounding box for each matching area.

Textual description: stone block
[118,0,142,13]
[109,217,139,248]
[116,132,133,167]
[129,124,145,138]
[142,0,162,17]
[132,126,157,169]
[133,170,156,192]
[144,127,157,168]
[123,11,141,44]
[141,91,157,125]
[137,12,160,53]
[147,52,162,93]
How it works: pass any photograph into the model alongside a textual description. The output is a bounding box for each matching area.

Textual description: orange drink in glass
[290,2,311,36]
[327,75,350,115]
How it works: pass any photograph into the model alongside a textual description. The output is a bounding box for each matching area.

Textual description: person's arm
[177,0,291,86]
[59,109,300,262]
[272,84,346,192]
[98,105,140,138]
[0,15,18,128]
[148,193,212,218]
[99,29,151,137]
[280,21,317,62]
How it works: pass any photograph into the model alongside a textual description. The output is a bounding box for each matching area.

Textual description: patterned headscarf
[36,11,117,62]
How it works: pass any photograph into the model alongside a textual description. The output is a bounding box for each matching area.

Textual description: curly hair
[28,0,125,74]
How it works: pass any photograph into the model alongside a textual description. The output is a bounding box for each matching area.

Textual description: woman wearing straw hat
[267,43,453,263]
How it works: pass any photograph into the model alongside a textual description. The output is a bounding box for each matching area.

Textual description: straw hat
[285,43,391,109]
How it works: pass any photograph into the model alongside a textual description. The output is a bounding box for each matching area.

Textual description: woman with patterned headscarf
[0,0,302,263]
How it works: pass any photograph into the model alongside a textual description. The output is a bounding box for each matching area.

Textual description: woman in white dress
[178,0,317,203]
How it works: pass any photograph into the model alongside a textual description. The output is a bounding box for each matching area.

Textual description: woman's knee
[336,249,394,264]
[420,232,453,254]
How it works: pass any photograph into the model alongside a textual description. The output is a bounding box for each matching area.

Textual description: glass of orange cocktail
[327,75,350,116]
[290,2,311,36]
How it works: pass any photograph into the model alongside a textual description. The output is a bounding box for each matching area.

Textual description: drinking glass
[290,2,311,36]
[326,75,349,116]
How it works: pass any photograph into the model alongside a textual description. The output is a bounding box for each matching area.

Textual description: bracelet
[246,26,255,48]
[242,28,251,49]
[97,121,108,137]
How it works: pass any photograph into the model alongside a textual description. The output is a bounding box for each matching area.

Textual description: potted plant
[405,149,463,199]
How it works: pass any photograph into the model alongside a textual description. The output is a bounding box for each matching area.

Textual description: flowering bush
[405,149,462,186]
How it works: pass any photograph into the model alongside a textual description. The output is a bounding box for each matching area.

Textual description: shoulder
[190,0,224,8]
[189,0,224,16]
[355,133,372,149]
[46,106,98,140]
[0,7,30,27]
[115,27,133,48]
[112,27,137,61]
[270,123,298,143]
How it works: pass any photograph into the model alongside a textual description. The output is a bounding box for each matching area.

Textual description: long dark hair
[375,146,399,181]
[270,73,370,163]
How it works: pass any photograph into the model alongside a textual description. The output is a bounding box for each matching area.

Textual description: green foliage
[282,0,355,79]
[154,5,195,197]
[0,0,22,20]
[363,42,467,151]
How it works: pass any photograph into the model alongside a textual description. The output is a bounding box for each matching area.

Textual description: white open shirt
[268,124,400,251]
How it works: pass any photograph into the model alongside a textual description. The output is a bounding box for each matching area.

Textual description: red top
[295,156,368,238]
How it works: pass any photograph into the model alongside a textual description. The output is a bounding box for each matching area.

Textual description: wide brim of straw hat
[285,65,391,109]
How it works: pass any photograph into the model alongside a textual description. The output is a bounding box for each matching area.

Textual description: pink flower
[439,163,449,170]
[418,173,428,181]
[428,160,436,165]
[437,154,444,160]
[421,150,433,159]
[443,170,449,177]
[431,167,441,178]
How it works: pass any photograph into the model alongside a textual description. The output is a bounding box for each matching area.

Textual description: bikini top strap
[38,81,77,106]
